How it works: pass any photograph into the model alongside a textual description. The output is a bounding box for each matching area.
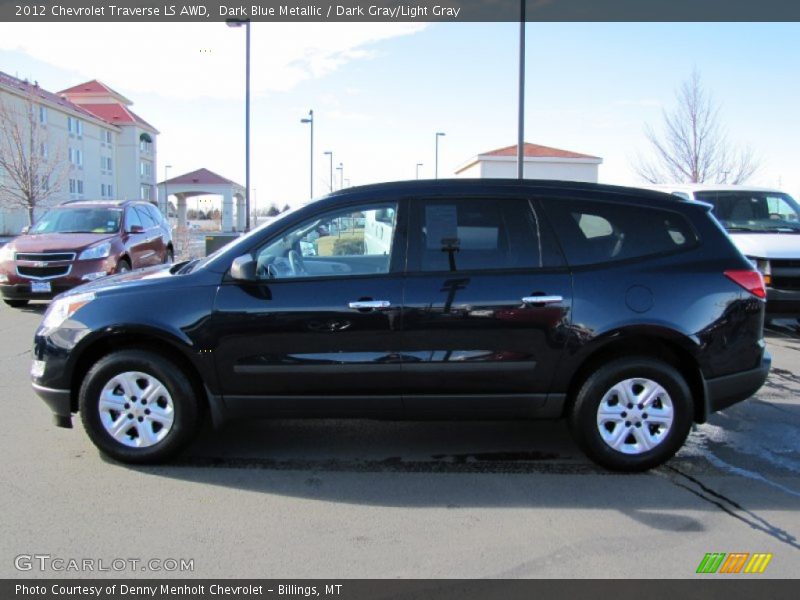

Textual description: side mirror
[230,254,257,281]
[20,226,29,235]
[128,225,145,234]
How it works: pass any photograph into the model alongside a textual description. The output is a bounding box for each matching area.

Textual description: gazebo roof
[160,168,242,188]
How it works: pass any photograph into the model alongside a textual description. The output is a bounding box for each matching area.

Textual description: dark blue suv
[30,180,770,471]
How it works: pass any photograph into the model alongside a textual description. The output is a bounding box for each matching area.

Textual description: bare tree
[634,70,758,185]
[0,89,68,226]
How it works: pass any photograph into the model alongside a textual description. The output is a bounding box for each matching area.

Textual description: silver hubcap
[98,371,175,448]
[596,378,674,455]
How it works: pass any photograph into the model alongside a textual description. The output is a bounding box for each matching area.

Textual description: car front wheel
[115,259,131,274]
[569,357,693,472]
[79,349,200,464]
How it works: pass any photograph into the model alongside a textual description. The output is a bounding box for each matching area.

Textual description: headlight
[0,245,15,262]
[78,242,111,260]
[748,257,771,286]
[41,292,95,329]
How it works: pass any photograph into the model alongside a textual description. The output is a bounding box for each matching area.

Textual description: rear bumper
[703,352,771,419]
[31,382,73,428]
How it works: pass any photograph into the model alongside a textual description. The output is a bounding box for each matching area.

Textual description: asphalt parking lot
[0,301,798,579]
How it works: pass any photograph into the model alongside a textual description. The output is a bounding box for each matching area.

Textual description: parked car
[649,184,800,319]
[30,180,770,471]
[0,199,174,307]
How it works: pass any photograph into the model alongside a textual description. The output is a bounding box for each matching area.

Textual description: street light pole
[323,151,333,193]
[517,0,526,180]
[301,110,314,199]
[416,163,423,179]
[226,17,251,231]
[163,164,172,218]
[435,132,446,179]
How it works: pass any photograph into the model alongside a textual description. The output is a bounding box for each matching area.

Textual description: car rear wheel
[79,349,200,464]
[568,357,693,472]
[3,299,29,308]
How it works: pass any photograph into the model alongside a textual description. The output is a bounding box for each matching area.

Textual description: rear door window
[542,199,698,266]
[408,198,563,272]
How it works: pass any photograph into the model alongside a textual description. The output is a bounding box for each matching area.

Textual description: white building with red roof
[455,142,602,182]
[58,79,159,205]
[0,72,158,234]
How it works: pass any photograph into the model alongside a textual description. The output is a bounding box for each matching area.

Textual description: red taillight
[724,269,766,299]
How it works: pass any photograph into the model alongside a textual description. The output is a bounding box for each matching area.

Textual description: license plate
[31,281,51,293]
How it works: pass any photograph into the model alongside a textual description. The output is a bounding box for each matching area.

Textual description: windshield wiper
[724,226,759,232]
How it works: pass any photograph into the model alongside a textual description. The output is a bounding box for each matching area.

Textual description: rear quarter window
[543,199,698,266]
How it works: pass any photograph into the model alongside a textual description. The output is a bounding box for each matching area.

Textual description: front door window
[254,203,398,280]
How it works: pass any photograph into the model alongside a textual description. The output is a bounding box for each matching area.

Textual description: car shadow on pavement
[108,409,800,525]
[98,319,800,542]
[16,303,47,315]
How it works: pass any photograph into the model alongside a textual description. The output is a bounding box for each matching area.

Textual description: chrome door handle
[522,295,563,305]
[348,300,391,310]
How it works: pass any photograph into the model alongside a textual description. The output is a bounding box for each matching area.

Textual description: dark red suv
[0,200,173,307]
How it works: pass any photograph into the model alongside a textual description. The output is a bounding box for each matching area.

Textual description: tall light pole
[435,132,446,179]
[336,162,343,190]
[163,164,172,218]
[416,163,423,179]
[226,17,251,231]
[517,0,526,180]
[323,151,333,192]
[300,109,314,199]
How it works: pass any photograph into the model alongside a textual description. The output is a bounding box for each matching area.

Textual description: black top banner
[1,0,800,22]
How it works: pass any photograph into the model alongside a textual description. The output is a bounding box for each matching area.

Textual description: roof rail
[59,198,128,206]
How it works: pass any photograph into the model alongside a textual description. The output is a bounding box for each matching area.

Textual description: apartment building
[0,72,158,234]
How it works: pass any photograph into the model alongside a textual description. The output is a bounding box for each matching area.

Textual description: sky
[1,21,798,210]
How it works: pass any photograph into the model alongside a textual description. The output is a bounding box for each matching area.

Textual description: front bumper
[1,257,115,301]
[2,282,74,301]
[703,351,771,419]
[765,287,800,318]
[31,382,73,428]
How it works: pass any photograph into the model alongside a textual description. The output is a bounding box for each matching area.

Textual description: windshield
[695,191,800,233]
[30,207,122,234]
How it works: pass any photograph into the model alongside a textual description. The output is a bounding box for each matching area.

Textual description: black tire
[3,299,29,308]
[568,357,693,472]
[79,349,200,464]
[115,259,131,274]
[164,247,174,265]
